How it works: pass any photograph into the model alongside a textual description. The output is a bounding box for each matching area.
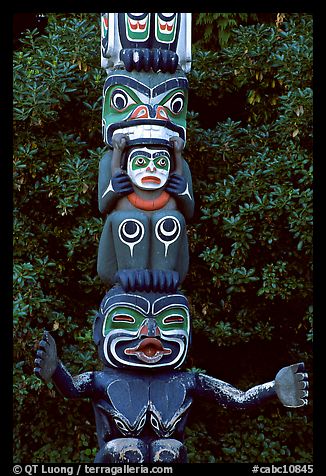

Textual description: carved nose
[140,319,161,337]
[129,104,169,120]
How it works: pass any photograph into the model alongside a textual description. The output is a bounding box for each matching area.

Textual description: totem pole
[34,13,309,464]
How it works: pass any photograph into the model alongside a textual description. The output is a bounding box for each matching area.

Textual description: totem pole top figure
[101,13,192,74]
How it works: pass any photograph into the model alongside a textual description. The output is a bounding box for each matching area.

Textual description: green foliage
[194,13,258,49]
[13,13,312,463]
[185,409,312,463]
[13,14,104,463]
[184,12,313,462]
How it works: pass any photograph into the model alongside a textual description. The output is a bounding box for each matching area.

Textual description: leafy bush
[13,14,105,463]
[13,13,313,463]
[184,13,313,462]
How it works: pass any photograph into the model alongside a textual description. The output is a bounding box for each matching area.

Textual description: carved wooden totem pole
[35,13,309,464]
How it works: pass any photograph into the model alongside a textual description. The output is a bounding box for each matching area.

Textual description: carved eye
[163,92,185,115]
[135,157,147,167]
[112,315,135,323]
[111,89,136,111]
[163,315,184,324]
[156,157,167,168]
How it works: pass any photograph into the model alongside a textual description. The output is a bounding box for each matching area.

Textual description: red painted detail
[127,192,170,211]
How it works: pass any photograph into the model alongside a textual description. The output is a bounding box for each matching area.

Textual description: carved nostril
[155,105,168,120]
[140,324,149,336]
[129,105,149,120]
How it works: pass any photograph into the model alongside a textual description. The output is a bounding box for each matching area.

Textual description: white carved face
[126,147,171,190]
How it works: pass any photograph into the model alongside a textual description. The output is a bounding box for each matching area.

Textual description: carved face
[94,287,190,369]
[126,147,171,190]
[102,70,188,147]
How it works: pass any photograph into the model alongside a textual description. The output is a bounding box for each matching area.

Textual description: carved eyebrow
[129,150,151,160]
[102,293,150,314]
[104,75,150,97]
[153,151,170,159]
[152,78,188,98]
[152,294,189,314]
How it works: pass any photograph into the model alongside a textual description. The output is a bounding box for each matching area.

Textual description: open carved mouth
[141,176,161,184]
[107,119,185,146]
[124,337,172,363]
[113,123,179,143]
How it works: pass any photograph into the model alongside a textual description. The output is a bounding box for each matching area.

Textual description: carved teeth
[113,125,179,142]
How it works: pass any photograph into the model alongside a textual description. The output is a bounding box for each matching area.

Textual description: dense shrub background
[13,13,313,463]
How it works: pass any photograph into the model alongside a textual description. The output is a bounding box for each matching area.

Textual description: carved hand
[165,173,187,196]
[111,171,134,196]
[112,133,129,152]
[111,133,129,175]
[34,331,58,383]
[169,136,185,154]
[275,362,309,407]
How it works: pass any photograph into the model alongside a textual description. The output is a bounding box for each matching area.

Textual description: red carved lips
[124,337,172,363]
[141,176,161,184]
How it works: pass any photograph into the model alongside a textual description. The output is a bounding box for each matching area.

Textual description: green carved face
[102,70,188,147]
[95,288,190,369]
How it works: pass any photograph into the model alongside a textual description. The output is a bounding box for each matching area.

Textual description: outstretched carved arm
[195,373,276,410]
[34,331,94,399]
[194,363,308,410]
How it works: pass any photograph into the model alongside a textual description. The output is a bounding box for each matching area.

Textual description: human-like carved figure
[97,133,194,291]
[34,287,309,464]
[97,67,194,292]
